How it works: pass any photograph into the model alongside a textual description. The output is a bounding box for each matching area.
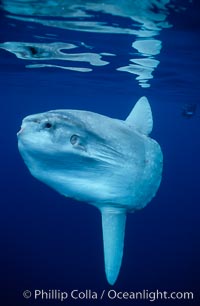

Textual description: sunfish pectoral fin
[101,207,126,285]
[125,96,153,135]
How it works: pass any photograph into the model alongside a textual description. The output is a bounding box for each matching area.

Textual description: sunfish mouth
[17,127,24,136]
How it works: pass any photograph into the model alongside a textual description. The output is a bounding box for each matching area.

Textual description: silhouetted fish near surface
[17,96,163,285]
[182,103,197,118]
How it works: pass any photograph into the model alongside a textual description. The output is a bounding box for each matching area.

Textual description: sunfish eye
[70,134,79,145]
[44,122,52,129]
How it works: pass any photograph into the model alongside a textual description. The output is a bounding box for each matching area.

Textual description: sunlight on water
[26,64,93,72]
[0,0,191,87]
[0,41,110,66]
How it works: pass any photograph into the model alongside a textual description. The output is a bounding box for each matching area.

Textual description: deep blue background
[0,1,200,305]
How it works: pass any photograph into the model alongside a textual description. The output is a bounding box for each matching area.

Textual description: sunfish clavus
[17,96,163,285]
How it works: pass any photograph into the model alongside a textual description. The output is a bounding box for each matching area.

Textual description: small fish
[182,103,197,118]
[17,96,163,285]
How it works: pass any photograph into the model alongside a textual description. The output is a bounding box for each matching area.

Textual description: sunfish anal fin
[101,207,126,285]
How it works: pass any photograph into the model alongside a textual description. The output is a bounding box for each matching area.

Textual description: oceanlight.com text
[23,289,194,302]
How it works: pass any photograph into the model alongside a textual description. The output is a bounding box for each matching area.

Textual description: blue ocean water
[0,0,200,305]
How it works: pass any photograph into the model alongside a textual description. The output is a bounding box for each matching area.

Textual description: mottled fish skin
[17,97,163,285]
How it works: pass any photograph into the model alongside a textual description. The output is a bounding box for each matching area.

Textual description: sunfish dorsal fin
[125,96,153,135]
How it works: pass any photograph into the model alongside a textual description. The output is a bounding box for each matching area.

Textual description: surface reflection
[1,0,190,87]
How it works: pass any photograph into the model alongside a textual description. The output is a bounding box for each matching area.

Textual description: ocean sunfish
[17,96,163,285]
